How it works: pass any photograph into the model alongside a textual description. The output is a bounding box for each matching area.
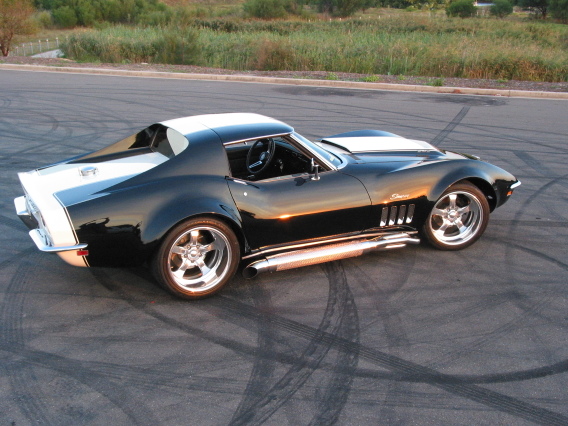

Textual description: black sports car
[15,113,520,299]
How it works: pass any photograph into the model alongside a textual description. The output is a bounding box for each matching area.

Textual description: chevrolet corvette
[15,113,520,299]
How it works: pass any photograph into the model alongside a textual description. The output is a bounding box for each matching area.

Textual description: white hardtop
[160,113,285,136]
[322,136,438,153]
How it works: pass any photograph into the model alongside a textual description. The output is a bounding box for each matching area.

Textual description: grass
[60,11,568,82]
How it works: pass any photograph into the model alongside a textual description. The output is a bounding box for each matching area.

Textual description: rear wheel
[153,218,240,299]
[422,182,489,250]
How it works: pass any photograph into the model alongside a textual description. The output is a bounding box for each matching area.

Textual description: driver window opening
[225,136,317,181]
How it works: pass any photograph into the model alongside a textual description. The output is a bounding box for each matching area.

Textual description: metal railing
[12,38,61,56]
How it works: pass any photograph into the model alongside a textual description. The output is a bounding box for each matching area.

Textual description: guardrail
[12,38,61,56]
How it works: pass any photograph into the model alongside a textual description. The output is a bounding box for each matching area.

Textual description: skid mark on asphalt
[229,282,279,423]
[345,256,416,424]
[91,268,568,425]
[0,263,162,425]
[1,257,52,424]
[430,106,470,147]
[229,262,359,425]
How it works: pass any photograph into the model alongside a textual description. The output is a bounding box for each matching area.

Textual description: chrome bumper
[15,196,87,253]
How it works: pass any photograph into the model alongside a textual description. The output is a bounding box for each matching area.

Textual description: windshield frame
[290,132,343,170]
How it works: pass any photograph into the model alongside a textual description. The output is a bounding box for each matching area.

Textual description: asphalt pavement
[0,69,567,425]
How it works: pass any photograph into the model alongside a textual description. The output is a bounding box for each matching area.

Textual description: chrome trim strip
[398,205,407,225]
[511,180,521,189]
[223,133,290,146]
[290,133,337,171]
[380,207,388,227]
[406,204,415,223]
[29,229,87,252]
[389,206,398,226]
[241,229,418,260]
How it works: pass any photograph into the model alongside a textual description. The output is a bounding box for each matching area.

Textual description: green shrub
[549,0,568,23]
[33,10,53,29]
[446,0,477,18]
[52,6,77,28]
[490,0,513,18]
[243,0,290,19]
[61,26,200,65]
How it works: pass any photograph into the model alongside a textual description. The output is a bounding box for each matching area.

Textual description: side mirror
[310,158,320,181]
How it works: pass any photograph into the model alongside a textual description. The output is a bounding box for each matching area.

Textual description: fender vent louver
[380,204,415,226]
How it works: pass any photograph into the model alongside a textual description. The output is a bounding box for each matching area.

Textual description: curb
[2,63,567,100]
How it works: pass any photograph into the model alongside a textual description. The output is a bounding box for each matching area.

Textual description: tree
[446,0,477,17]
[0,0,35,56]
[490,0,513,17]
[549,0,568,22]
[518,0,549,18]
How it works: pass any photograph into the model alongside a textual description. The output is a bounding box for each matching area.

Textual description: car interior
[225,136,314,181]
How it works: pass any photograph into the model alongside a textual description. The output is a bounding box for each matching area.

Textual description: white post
[30,42,34,54]
[56,37,59,48]
[39,39,42,51]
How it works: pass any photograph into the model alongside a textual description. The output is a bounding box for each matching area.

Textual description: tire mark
[1,256,52,425]
[514,150,556,177]
[213,298,568,425]
[308,262,359,426]
[345,254,417,424]
[0,247,37,271]
[430,106,470,147]
[87,269,568,425]
[229,280,279,423]
[0,262,162,425]
[427,290,555,371]
[229,261,359,426]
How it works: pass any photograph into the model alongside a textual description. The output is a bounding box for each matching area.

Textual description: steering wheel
[246,138,276,175]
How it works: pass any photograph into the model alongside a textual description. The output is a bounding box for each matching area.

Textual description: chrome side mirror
[310,158,320,181]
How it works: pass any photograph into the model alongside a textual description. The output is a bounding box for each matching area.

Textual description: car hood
[319,135,452,166]
[322,136,438,154]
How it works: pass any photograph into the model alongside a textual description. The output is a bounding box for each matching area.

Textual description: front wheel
[422,182,490,250]
[152,218,240,299]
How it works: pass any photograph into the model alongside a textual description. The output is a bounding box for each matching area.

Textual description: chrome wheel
[154,219,240,299]
[423,182,489,250]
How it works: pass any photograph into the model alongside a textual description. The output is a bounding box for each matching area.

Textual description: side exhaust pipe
[243,233,419,279]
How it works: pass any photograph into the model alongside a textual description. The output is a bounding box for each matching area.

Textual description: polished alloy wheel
[168,226,231,291]
[154,218,240,299]
[423,182,489,250]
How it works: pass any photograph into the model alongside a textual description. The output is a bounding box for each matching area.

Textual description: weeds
[61,14,568,82]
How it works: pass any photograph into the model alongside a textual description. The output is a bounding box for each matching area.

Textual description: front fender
[428,161,517,208]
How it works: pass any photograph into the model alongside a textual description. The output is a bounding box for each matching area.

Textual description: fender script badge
[391,193,410,200]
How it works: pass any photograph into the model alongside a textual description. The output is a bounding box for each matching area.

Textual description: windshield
[291,132,343,168]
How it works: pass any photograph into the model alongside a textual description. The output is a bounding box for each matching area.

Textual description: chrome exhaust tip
[243,233,419,278]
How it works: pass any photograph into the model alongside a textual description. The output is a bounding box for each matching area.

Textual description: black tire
[422,182,490,251]
[152,218,240,299]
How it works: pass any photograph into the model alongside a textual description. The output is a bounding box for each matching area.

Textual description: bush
[52,6,77,28]
[446,0,477,17]
[34,10,53,29]
[490,0,513,17]
[549,0,568,23]
[243,0,290,19]
[61,26,200,65]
